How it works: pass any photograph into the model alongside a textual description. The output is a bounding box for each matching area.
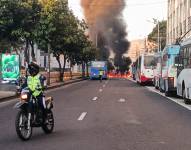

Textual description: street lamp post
[153,18,160,52]
[47,44,51,85]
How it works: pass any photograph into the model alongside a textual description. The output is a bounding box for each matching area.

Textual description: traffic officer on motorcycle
[27,62,47,116]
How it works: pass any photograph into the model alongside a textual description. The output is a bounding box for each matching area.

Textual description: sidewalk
[0,77,86,102]
[0,91,16,100]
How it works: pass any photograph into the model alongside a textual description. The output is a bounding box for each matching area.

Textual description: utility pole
[95,32,98,48]
[47,44,51,85]
[153,19,160,52]
[157,21,160,52]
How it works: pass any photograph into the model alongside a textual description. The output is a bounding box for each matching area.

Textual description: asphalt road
[1,79,191,150]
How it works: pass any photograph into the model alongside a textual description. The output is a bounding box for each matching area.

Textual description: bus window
[138,57,141,68]
[92,61,105,68]
[182,48,189,68]
[144,56,156,68]
[189,48,191,68]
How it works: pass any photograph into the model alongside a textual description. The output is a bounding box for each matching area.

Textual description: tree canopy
[147,20,167,51]
[0,0,96,80]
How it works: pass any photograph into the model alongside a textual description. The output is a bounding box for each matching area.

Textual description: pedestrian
[99,69,104,82]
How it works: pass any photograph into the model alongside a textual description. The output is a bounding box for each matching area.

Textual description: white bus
[176,38,191,104]
[159,45,180,96]
[135,53,156,85]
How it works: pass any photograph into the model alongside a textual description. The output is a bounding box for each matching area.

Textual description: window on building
[176,26,179,36]
[180,23,182,35]
[183,48,190,68]
[184,19,187,33]
[188,17,191,31]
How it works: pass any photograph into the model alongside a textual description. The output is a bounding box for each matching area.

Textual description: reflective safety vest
[27,74,42,97]
[99,71,104,76]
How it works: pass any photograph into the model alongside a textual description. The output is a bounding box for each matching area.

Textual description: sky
[68,0,167,41]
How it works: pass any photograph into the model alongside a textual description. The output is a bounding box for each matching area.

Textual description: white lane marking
[99,89,103,92]
[146,86,191,111]
[92,97,98,101]
[119,98,126,102]
[78,112,87,121]
[103,84,106,88]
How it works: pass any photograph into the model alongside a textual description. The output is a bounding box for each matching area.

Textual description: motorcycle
[14,86,54,141]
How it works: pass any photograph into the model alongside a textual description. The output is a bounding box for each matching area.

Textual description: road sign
[1,54,20,81]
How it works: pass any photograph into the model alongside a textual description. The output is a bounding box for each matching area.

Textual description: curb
[0,78,87,103]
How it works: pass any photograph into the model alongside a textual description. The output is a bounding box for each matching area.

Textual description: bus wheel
[164,82,170,97]
[159,87,164,93]
[155,81,159,89]
[183,88,191,104]
[165,91,170,97]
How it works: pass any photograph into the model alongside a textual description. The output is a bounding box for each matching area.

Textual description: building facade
[167,0,191,44]
[126,39,157,62]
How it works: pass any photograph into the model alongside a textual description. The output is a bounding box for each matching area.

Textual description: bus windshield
[91,61,105,68]
[144,56,156,67]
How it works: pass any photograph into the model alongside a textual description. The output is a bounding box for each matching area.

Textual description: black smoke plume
[81,0,130,69]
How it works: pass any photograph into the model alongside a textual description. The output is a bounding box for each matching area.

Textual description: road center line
[92,97,98,101]
[99,89,103,92]
[119,98,126,102]
[78,112,87,121]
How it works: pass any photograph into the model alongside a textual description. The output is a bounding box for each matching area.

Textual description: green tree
[148,20,167,51]
[0,0,41,61]
[0,0,23,52]
[49,0,80,81]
